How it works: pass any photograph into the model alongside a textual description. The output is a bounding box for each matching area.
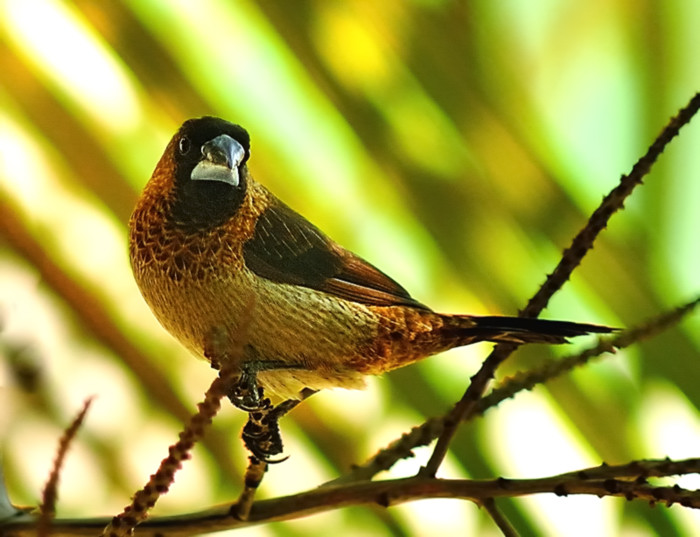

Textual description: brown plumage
[129,117,612,401]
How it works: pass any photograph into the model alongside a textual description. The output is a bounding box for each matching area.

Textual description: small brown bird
[129,116,611,412]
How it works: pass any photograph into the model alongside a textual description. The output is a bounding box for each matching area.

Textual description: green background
[0,1,699,535]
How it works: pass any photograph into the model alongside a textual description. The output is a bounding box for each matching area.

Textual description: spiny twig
[37,398,93,537]
[477,295,700,415]
[102,300,256,537]
[339,294,700,484]
[421,92,700,477]
[101,360,240,537]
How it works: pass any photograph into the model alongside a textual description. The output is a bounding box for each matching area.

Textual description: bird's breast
[130,220,388,397]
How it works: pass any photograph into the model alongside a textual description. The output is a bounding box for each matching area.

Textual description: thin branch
[102,300,256,536]
[101,359,240,537]
[421,343,514,477]
[523,92,700,318]
[340,295,700,484]
[483,498,519,537]
[37,398,93,537]
[477,295,700,415]
[555,457,700,481]
[232,458,268,521]
[4,458,698,536]
[422,92,700,477]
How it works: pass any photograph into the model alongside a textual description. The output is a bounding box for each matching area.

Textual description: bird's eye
[178,136,191,155]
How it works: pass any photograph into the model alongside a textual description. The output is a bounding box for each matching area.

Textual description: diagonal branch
[421,92,700,477]
[483,498,519,537]
[101,360,241,537]
[337,292,700,484]
[524,93,700,318]
[477,295,700,415]
[37,398,93,537]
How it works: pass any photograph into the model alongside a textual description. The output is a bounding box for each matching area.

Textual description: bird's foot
[227,359,306,412]
[228,363,265,412]
[242,400,293,463]
[227,360,314,462]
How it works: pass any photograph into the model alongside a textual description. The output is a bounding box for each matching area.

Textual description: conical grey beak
[190,134,245,186]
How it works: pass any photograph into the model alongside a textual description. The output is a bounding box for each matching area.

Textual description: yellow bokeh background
[1,1,699,535]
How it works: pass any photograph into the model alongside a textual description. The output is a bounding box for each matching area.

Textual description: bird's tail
[362,311,614,376]
[450,315,614,345]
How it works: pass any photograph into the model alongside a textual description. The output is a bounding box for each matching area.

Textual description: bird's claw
[228,362,271,412]
[242,405,288,463]
[241,396,305,463]
[226,360,310,462]
[227,359,303,412]
[228,367,265,412]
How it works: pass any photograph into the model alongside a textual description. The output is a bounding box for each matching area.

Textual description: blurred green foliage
[0,1,699,535]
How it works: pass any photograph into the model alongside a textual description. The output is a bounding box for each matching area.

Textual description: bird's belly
[250,277,385,397]
[135,267,381,399]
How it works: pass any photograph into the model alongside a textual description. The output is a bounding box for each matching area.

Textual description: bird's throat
[170,180,243,231]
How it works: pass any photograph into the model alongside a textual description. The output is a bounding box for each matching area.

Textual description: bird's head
[156,116,252,230]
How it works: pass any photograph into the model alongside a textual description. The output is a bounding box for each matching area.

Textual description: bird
[129,116,611,415]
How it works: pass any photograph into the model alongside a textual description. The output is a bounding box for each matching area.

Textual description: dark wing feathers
[243,201,428,309]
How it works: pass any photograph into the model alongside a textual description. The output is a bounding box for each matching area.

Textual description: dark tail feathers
[466,315,614,345]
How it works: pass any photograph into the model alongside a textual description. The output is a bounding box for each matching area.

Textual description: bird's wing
[242,201,429,310]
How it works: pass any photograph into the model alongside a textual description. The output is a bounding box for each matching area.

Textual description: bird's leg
[241,401,290,463]
[227,356,306,412]
[242,388,318,463]
[218,348,314,462]
[228,360,266,412]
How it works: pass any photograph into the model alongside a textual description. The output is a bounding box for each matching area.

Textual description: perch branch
[3,458,697,536]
